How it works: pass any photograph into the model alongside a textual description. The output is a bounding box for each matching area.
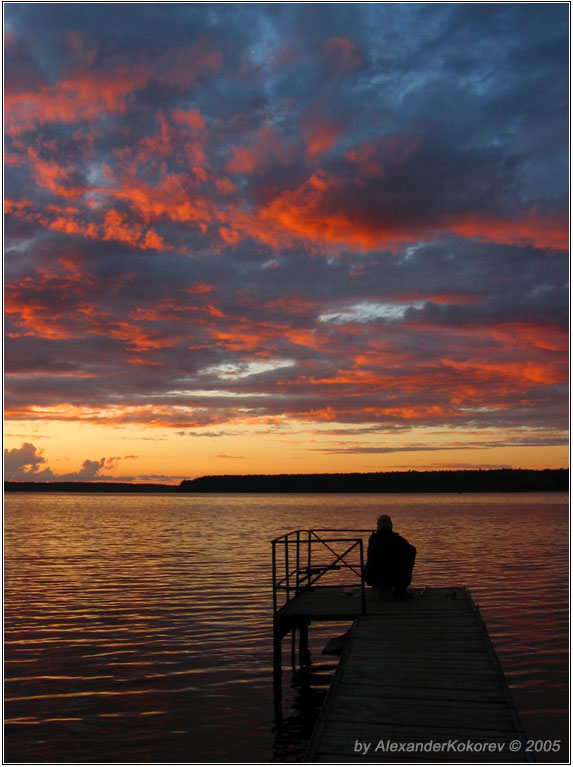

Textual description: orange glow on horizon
[3,417,568,484]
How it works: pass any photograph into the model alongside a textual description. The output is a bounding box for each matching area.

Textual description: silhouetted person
[364,514,416,599]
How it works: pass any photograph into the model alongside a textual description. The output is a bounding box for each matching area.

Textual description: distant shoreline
[4,468,569,493]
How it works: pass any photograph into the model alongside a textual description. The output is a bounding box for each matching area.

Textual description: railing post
[285,535,290,602]
[296,530,300,593]
[272,540,277,612]
[307,529,312,582]
[359,538,367,614]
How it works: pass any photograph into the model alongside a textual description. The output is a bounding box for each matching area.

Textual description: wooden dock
[304,587,530,762]
[270,530,529,762]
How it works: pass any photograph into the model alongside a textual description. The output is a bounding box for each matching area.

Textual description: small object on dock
[321,631,350,656]
[372,586,393,601]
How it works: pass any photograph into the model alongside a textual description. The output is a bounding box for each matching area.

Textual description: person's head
[377,514,393,532]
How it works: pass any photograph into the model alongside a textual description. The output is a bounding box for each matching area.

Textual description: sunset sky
[4,3,569,483]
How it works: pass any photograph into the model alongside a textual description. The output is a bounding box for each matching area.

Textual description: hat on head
[377,514,393,531]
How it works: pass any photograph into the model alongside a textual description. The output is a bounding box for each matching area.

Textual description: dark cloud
[3,4,568,462]
[4,443,140,482]
[4,442,54,480]
[215,454,245,460]
[310,434,569,455]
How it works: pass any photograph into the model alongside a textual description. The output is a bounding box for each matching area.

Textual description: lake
[4,492,569,762]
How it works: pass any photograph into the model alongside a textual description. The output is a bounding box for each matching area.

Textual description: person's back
[364,514,416,599]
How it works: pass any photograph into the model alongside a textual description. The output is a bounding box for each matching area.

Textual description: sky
[4,3,569,484]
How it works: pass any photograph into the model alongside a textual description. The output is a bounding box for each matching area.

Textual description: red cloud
[251,166,569,252]
[113,110,209,177]
[101,320,175,351]
[224,124,285,175]
[5,64,151,134]
[5,264,99,339]
[171,107,206,132]
[99,210,163,250]
[256,170,412,249]
[215,177,236,195]
[48,216,99,239]
[440,357,566,387]
[488,323,568,353]
[450,214,569,251]
[219,226,240,245]
[27,147,89,199]
[5,196,167,252]
[345,134,421,179]
[109,172,215,229]
[225,145,259,175]
[3,403,239,429]
[4,198,34,215]
[301,118,345,159]
[103,209,145,248]
[5,38,221,135]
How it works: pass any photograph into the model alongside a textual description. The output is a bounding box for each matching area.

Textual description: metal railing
[271,528,371,614]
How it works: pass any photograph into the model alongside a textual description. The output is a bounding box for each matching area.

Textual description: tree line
[5,468,568,493]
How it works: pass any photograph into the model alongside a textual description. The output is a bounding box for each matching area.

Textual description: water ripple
[4,492,568,762]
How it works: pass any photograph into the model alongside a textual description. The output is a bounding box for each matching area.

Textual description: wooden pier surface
[305,587,529,762]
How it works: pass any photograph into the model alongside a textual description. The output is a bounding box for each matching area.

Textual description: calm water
[4,493,569,763]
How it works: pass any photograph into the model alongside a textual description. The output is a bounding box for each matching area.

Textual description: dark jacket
[364,529,416,587]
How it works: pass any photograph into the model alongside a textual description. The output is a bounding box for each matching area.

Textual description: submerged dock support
[273,617,312,686]
[299,620,310,667]
[272,615,288,705]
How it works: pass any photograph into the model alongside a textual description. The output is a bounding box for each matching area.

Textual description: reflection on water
[273,662,337,762]
[4,493,569,762]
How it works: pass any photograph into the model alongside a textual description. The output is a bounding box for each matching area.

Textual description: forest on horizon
[5,468,568,494]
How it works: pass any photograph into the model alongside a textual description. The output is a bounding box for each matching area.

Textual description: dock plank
[333,682,506,704]
[340,667,503,691]
[326,695,516,732]
[304,588,529,763]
